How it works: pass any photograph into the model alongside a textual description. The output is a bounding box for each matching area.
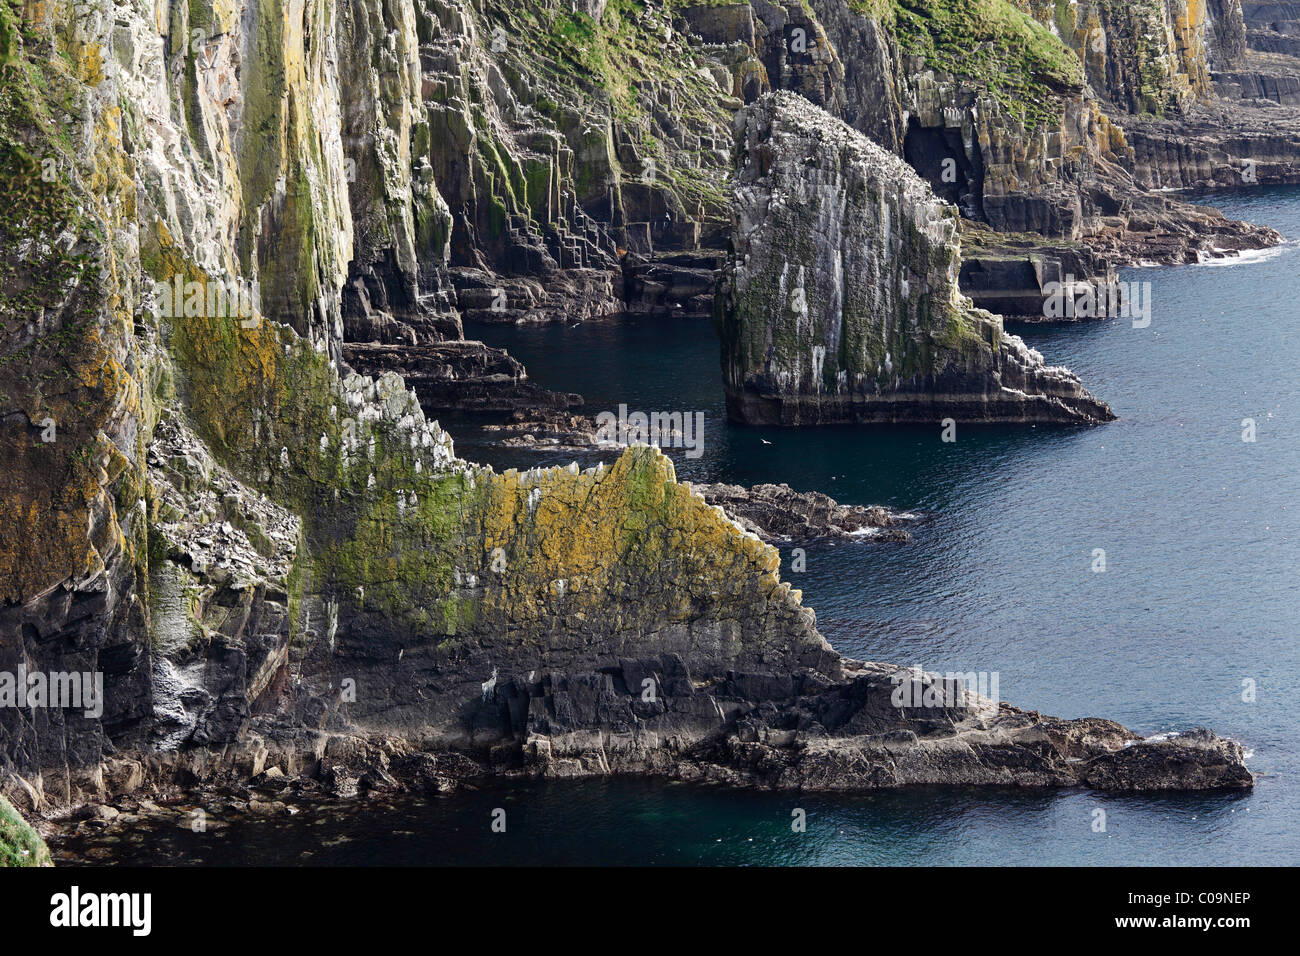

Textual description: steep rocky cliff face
[237,0,1293,334]
[1099,0,1300,191]
[0,0,825,806]
[326,0,1292,333]
[1020,0,1218,114]
[0,0,1261,817]
[716,92,1114,425]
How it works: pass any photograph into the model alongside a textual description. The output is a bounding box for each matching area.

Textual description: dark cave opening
[903,118,985,222]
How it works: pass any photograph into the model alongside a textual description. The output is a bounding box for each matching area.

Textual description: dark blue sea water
[55,188,1300,866]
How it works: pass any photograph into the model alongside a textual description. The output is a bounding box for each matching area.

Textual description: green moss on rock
[848,0,1085,131]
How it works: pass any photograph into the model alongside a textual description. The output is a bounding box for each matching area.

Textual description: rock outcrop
[717,93,1116,425]
[0,1,808,808]
[681,665,1253,793]
[342,340,580,413]
[326,0,1292,333]
[687,482,912,542]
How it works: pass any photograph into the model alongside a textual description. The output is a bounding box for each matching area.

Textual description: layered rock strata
[342,340,580,413]
[317,0,1296,342]
[34,660,1255,815]
[337,0,1293,338]
[810,0,1287,317]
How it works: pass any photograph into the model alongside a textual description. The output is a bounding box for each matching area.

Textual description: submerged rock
[717,92,1116,426]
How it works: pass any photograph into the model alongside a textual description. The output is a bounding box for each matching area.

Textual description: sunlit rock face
[716,92,1116,426]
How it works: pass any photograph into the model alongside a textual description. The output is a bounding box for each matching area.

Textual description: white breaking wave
[1197,241,1297,267]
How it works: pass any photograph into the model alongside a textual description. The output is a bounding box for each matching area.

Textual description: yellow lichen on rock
[461,446,819,661]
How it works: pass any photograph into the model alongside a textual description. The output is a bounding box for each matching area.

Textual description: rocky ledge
[683,662,1253,792]
[472,413,916,541]
[479,408,610,452]
[688,482,912,542]
[342,340,579,414]
[716,93,1116,426]
[29,657,1251,839]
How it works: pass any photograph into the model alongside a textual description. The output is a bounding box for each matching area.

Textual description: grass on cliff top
[0,794,52,867]
[853,0,1085,131]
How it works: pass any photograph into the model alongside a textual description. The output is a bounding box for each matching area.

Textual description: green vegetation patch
[486,0,733,222]
[853,0,1085,131]
[0,794,51,867]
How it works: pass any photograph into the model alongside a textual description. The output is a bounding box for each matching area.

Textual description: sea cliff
[0,0,1267,844]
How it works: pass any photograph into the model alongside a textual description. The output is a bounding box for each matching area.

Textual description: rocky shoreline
[32,655,1252,861]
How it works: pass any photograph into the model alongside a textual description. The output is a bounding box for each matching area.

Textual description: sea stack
[716,91,1116,426]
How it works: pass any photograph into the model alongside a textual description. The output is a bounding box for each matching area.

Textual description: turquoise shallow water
[55,188,1300,866]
